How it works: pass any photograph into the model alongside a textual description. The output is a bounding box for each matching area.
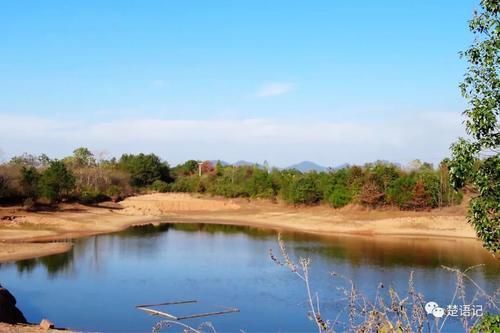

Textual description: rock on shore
[0,284,27,324]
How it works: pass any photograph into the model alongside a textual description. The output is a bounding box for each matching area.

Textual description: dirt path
[0,193,476,263]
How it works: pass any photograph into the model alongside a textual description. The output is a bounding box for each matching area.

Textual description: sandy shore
[0,193,476,263]
[0,323,70,333]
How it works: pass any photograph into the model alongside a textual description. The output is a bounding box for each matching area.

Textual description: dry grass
[270,234,499,333]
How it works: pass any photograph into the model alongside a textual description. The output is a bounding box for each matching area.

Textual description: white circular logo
[432,307,445,318]
[425,301,439,315]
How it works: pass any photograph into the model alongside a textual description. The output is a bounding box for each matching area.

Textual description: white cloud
[0,112,464,167]
[255,82,295,98]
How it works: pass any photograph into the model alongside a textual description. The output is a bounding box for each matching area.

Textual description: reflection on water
[170,223,275,239]
[292,234,499,272]
[14,258,37,274]
[117,223,171,238]
[14,248,74,277]
[11,223,278,276]
[1,223,498,332]
[13,223,498,278]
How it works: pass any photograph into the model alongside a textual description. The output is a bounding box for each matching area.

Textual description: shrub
[387,176,416,209]
[248,169,277,198]
[287,176,322,205]
[20,166,39,198]
[359,182,384,207]
[0,165,22,202]
[150,180,170,193]
[410,179,431,210]
[419,171,440,208]
[38,161,75,203]
[327,186,352,208]
[471,314,500,333]
[0,174,13,201]
[174,160,199,176]
[80,190,110,204]
[171,176,200,193]
[119,153,171,187]
[105,185,122,197]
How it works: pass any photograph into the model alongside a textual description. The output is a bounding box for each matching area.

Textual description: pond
[1,223,498,332]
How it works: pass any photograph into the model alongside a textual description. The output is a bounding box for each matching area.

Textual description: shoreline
[0,193,478,263]
[161,215,478,241]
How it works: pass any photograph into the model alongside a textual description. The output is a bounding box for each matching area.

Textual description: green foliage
[286,174,322,205]
[327,186,351,208]
[119,153,171,187]
[20,166,40,198]
[367,162,400,192]
[165,159,464,211]
[0,149,466,213]
[208,174,236,197]
[318,169,353,208]
[68,147,96,168]
[347,166,365,196]
[387,175,416,209]
[38,161,75,203]
[419,172,440,208]
[471,313,500,333]
[0,174,12,200]
[247,168,277,198]
[105,185,122,197]
[450,1,499,253]
[170,176,200,193]
[174,160,199,176]
[150,180,170,193]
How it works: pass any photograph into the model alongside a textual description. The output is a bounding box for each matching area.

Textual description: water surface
[1,223,498,332]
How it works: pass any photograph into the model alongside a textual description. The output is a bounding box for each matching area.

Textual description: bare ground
[0,323,70,333]
[0,193,476,263]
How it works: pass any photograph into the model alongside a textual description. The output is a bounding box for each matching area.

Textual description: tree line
[0,147,462,210]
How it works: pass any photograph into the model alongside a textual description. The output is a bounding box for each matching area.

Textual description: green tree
[287,175,322,205]
[20,166,40,198]
[328,185,352,208]
[170,176,200,193]
[119,153,171,187]
[0,174,11,200]
[366,162,400,201]
[71,147,96,168]
[248,168,276,198]
[150,179,170,193]
[175,160,199,176]
[38,161,75,203]
[387,175,416,209]
[449,1,499,253]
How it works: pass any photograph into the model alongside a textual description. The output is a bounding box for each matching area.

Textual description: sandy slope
[0,193,476,263]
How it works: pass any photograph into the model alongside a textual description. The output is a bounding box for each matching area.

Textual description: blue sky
[0,1,478,167]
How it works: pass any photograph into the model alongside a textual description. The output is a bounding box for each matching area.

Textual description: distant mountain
[233,160,261,167]
[209,160,230,166]
[286,161,328,173]
[208,160,266,168]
